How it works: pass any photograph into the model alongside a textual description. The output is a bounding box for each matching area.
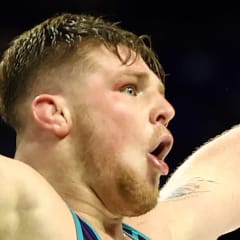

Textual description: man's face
[70,45,175,217]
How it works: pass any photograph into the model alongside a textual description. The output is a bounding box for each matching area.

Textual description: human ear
[31,94,72,138]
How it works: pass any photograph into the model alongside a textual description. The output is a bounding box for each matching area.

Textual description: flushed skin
[0,12,239,240]
[0,13,174,240]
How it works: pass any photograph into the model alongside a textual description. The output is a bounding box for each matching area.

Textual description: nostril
[156,115,161,122]
[156,115,168,126]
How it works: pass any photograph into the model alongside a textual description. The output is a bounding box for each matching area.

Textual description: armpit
[159,177,217,201]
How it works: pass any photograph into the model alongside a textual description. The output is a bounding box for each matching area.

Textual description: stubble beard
[81,142,159,217]
[116,165,159,217]
[74,109,159,217]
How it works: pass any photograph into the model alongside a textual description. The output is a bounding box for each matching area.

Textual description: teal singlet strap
[69,207,150,240]
[69,208,101,240]
[122,223,151,240]
[69,208,84,240]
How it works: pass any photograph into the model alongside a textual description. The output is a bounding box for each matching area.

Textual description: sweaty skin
[0,13,239,240]
[0,45,174,240]
[2,124,240,240]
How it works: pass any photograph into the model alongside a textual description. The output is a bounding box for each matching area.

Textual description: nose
[149,94,175,126]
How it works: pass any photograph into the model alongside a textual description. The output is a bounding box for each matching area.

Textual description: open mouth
[150,136,173,161]
[148,143,170,175]
[151,142,165,159]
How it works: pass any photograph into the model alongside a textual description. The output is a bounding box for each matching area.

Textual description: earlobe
[32,94,72,138]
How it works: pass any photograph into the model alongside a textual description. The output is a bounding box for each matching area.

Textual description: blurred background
[0,0,239,239]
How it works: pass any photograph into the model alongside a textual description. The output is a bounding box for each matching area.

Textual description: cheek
[89,93,137,133]
[86,90,150,153]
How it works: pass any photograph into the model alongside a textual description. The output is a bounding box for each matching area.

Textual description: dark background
[0,1,239,239]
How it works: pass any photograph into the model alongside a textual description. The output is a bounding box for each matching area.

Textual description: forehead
[85,44,165,89]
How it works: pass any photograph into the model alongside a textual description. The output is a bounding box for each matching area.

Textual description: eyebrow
[118,70,165,95]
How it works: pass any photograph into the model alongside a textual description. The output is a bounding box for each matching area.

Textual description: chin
[125,196,158,217]
[115,163,159,216]
[119,182,159,216]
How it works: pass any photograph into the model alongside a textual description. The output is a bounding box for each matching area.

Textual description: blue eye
[121,85,137,96]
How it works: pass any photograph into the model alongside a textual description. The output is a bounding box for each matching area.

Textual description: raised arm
[0,154,76,240]
[126,124,240,240]
[0,155,20,238]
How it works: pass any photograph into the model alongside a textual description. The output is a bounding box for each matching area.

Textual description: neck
[15,139,126,239]
[63,184,126,240]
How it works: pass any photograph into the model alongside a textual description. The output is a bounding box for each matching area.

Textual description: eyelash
[120,84,138,96]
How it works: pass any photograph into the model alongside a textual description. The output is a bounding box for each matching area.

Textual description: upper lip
[149,134,173,161]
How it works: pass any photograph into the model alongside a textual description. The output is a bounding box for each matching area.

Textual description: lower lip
[147,154,169,175]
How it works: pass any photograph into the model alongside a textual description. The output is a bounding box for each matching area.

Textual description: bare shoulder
[0,154,76,240]
[124,206,172,240]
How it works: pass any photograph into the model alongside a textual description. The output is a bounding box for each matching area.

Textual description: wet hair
[0,12,165,129]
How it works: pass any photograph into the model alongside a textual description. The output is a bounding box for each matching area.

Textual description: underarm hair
[159,177,217,201]
[159,124,240,201]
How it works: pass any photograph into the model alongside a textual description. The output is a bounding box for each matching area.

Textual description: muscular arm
[0,155,76,240]
[125,124,240,240]
[0,156,20,238]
